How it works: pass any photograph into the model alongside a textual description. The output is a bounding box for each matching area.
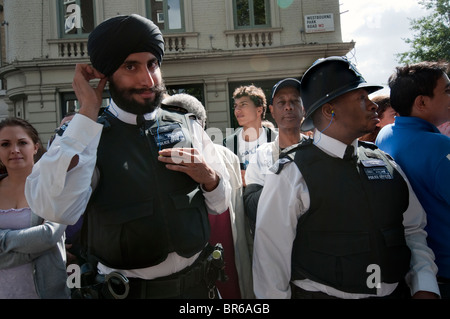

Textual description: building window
[60,92,109,119]
[59,0,95,38]
[234,0,270,29]
[166,84,204,106]
[147,0,185,33]
[157,12,164,23]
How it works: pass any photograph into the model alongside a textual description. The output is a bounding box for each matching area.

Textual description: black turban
[87,14,165,77]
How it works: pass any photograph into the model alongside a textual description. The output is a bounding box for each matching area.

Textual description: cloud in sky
[339,0,428,96]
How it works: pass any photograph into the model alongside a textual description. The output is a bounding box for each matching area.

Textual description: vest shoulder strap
[264,126,271,141]
[271,137,313,174]
[223,128,241,155]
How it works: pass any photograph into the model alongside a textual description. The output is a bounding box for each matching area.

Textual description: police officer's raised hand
[72,64,108,121]
[158,148,220,192]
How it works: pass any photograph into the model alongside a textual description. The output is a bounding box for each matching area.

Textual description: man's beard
[108,79,167,115]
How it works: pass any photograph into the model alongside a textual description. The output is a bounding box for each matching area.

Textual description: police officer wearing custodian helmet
[25,14,231,299]
[252,56,440,299]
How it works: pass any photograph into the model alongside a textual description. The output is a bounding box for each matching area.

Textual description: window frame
[233,0,271,30]
[58,0,96,38]
[60,91,110,119]
[146,0,185,33]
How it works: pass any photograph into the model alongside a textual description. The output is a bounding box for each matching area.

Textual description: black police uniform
[281,139,411,296]
[78,108,220,299]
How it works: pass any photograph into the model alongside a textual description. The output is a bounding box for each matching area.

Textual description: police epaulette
[270,155,294,175]
[97,113,111,131]
[270,137,314,174]
[357,140,378,150]
[55,121,70,137]
[357,140,395,160]
[281,137,313,156]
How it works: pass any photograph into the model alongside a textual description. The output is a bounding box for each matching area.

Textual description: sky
[339,0,429,96]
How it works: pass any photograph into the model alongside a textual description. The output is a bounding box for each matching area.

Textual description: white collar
[313,130,358,159]
[107,100,158,125]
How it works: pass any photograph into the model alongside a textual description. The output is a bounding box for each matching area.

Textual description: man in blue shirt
[376,61,450,298]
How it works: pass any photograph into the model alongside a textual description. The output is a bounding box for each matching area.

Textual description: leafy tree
[397,0,450,64]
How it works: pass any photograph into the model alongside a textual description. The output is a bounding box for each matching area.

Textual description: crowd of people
[0,14,448,300]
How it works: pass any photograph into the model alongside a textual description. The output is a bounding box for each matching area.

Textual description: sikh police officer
[25,14,231,299]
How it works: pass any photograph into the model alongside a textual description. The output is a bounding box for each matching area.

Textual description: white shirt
[245,136,280,186]
[245,134,307,187]
[252,131,440,298]
[237,128,268,170]
[25,101,231,279]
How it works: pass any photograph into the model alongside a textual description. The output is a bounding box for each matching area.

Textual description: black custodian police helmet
[300,56,383,131]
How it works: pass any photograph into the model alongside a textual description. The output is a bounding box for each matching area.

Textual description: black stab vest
[289,139,411,294]
[83,108,210,269]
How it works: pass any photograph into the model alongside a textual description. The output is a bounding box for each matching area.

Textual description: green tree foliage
[397,0,450,64]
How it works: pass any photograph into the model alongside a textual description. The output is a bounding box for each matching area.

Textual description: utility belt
[72,243,226,299]
[290,280,411,299]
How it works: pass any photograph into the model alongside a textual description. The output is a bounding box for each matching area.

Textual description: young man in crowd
[376,61,450,298]
[223,84,277,186]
